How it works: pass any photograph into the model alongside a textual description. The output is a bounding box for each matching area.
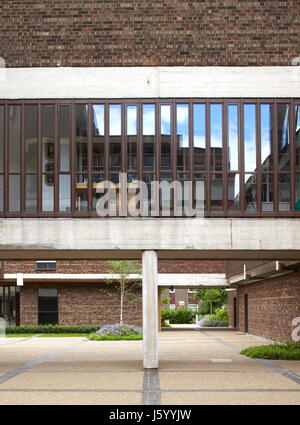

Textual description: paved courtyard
[0,330,299,405]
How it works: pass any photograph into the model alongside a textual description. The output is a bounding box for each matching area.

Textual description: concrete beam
[1,218,300,260]
[0,67,299,99]
[142,250,158,369]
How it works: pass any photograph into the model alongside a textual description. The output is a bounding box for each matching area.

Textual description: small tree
[193,289,228,315]
[101,260,142,324]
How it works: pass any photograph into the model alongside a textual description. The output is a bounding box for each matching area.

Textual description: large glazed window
[0,99,299,217]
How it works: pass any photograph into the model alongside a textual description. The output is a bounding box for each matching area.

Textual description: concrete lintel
[0,66,299,99]
[1,218,300,260]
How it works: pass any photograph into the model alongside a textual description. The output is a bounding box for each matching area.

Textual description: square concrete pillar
[142,250,158,369]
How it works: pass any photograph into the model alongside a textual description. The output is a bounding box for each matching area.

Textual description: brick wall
[4,259,225,274]
[20,283,142,326]
[0,1,298,67]
[227,272,300,343]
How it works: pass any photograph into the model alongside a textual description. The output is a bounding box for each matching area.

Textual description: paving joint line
[0,334,42,347]
[142,370,161,405]
[0,339,88,385]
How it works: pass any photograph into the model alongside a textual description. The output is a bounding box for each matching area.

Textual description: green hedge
[161,308,196,324]
[5,325,100,334]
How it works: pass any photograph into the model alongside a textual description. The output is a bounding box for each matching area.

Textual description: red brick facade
[227,272,300,343]
[0,1,298,67]
[5,259,224,325]
[4,259,225,275]
[19,283,142,327]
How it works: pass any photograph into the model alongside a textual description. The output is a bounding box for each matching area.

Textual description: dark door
[233,296,237,328]
[244,293,248,333]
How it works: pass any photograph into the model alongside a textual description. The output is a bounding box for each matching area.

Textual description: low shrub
[5,325,100,334]
[161,308,196,324]
[240,342,300,360]
[214,307,228,324]
[197,315,227,327]
[94,323,142,338]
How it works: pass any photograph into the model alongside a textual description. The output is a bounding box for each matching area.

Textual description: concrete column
[142,250,158,369]
[158,287,162,333]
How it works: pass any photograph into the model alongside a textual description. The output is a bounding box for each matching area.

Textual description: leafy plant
[5,325,100,334]
[197,315,227,327]
[194,289,228,314]
[101,260,142,324]
[161,308,196,324]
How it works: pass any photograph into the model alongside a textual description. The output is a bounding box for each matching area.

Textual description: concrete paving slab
[159,371,300,390]
[0,390,142,405]
[2,371,144,390]
[161,391,300,405]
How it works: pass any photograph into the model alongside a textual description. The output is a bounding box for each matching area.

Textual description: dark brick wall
[20,283,142,326]
[0,1,298,67]
[4,259,225,274]
[227,272,300,343]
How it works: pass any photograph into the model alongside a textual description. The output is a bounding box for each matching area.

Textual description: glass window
[109,105,122,172]
[38,288,58,325]
[76,104,88,172]
[59,105,71,172]
[295,174,300,211]
[277,104,290,172]
[9,175,20,212]
[244,104,256,173]
[0,175,3,211]
[25,105,38,172]
[143,104,155,172]
[93,105,105,173]
[210,174,223,211]
[193,104,205,172]
[228,105,239,171]
[244,173,257,211]
[127,105,137,171]
[177,104,189,173]
[295,105,300,171]
[42,174,54,211]
[9,105,21,173]
[278,174,290,211]
[36,261,56,271]
[26,175,37,212]
[42,105,55,173]
[228,174,240,211]
[260,104,273,172]
[161,105,171,171]
[0,105,4,173]
[210,104,222,172]
[59,174,71,212]
[262,174,274,211]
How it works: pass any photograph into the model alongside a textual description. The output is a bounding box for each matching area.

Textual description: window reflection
[262,174,274,211]
[261,104,273,172]
[143,104,155,172]
[244,104,256,172]
[295,174,300,211]
[295,105,300,170]
[25,105,38,173]
[127,105,137,171]
[193,104,205,172]
[177,104,189,173]
[278,173,290,211]
[210,104,222,172]
[244,174,257,211]
[277,104,290,171]
[228,174,240,211]
[110,105,122,171]
[210,175,223,211]
[228,105,239,171]
[26,175,37,212]
[161,105,171,171]
[59,105,70,172]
